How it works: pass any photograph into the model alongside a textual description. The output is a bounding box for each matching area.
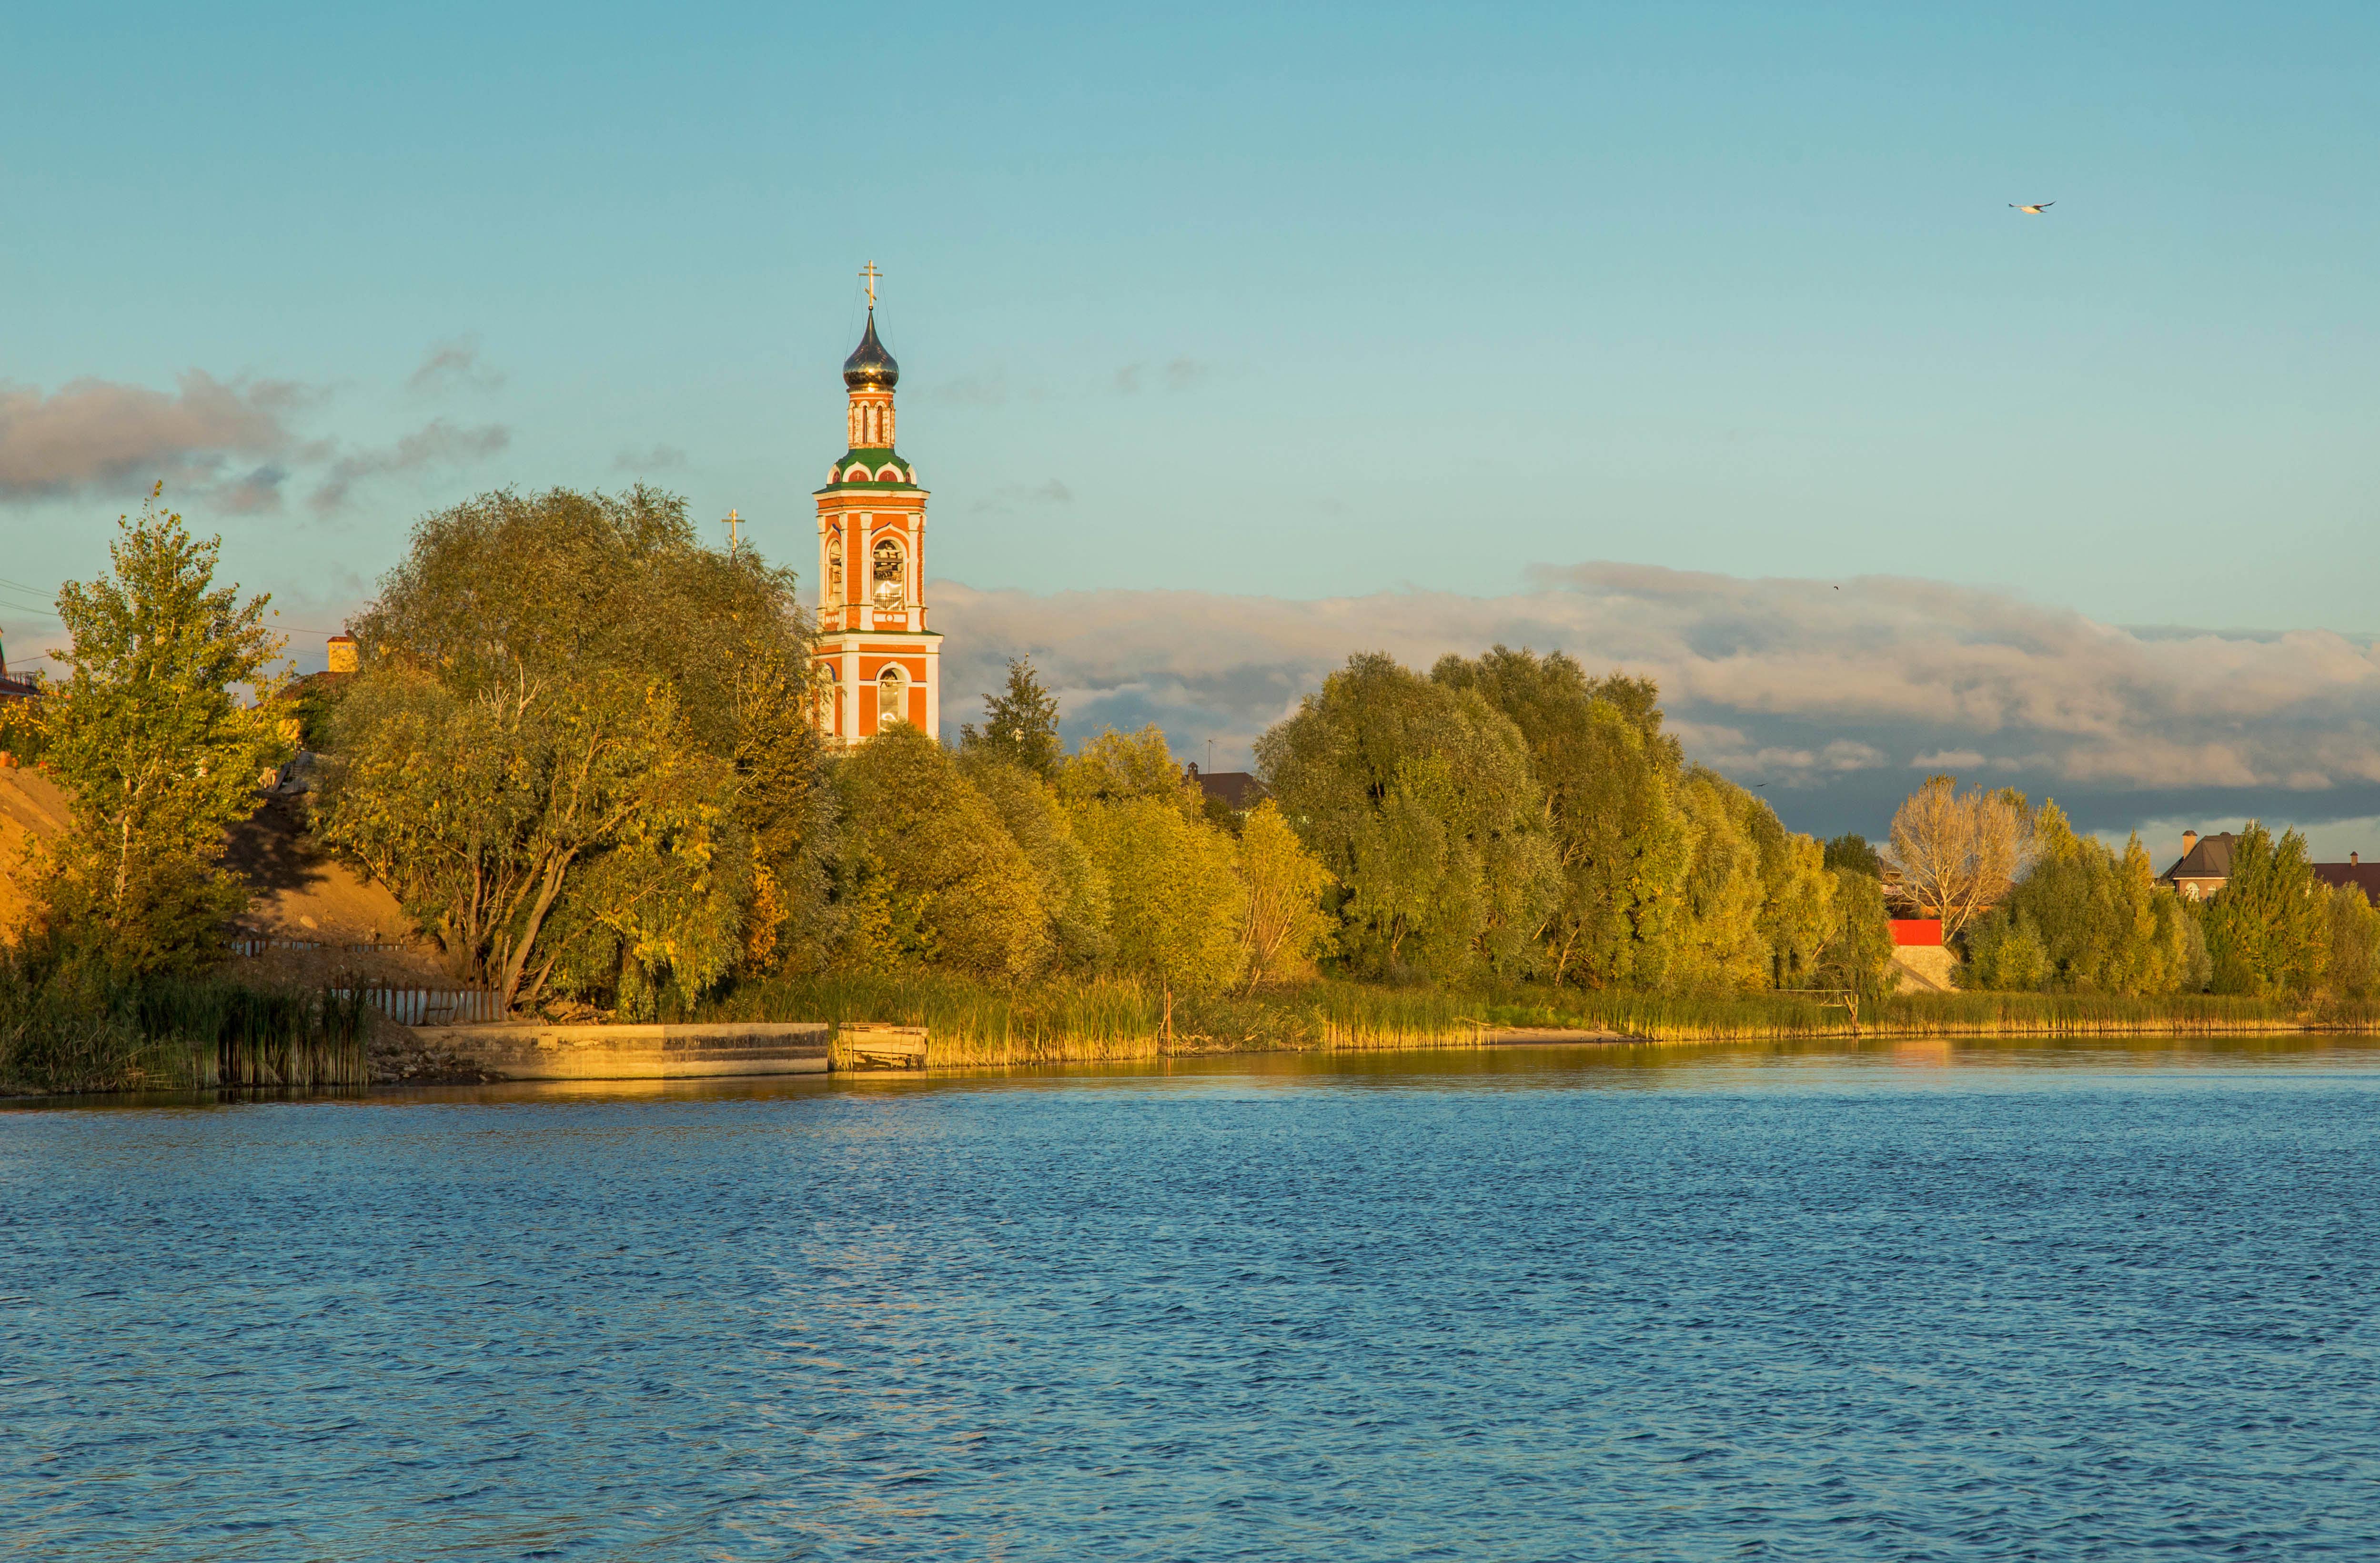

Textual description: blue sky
[6,2,2379,847]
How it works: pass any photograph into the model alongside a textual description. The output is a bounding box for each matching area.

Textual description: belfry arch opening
[872,537,906,606]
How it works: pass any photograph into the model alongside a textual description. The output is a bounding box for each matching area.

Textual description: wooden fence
[227,935,405,957]
[330,985,504,1026]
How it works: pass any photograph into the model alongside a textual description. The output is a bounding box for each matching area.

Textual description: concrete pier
[414,1021,830,1081]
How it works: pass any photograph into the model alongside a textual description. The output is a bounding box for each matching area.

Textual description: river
[5,1038,2378,1559]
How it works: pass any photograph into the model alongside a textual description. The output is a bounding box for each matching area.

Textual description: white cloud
[408,336,506,395]
[307,420,510,513]
[0,372,317,510]
[931,564,2380,838]
[614,444,687,473]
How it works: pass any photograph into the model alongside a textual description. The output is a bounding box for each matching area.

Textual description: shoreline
[13,1002,2380,1101]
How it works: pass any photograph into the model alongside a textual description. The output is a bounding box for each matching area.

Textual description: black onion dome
[842,311,899,390]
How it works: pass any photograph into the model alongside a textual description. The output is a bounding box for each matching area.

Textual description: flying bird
[2010,202,2054,214]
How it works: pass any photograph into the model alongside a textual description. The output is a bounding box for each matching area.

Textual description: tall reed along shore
[697,974,2380,1071]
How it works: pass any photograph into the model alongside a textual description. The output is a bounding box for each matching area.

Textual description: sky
[4,2,2378,857]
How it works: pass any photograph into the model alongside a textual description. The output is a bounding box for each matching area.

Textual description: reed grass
[707,972,1493,1064]
[708,971,1169,1067]
[0,967,373,1095]
[701,967,2380,1072]
[1474,985,2373,1040]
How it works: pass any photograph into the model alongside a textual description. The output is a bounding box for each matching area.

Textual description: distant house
[2315,853,2380,905]
[2160,830,2235,900]
[2159,829,2379,904]
[1184,762,1269,814]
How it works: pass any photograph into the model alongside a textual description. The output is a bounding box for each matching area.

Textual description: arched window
[826,535,844,599]
[877,665,905,727]
[872,538,905,606]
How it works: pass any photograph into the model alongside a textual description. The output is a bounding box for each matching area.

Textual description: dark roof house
[1185,763,1269,813]
[2160,830,2235,900]
[2315,854,2380,905]
[2160,829,2380,904]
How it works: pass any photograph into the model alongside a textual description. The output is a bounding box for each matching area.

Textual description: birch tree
[24,491,285,977]
[1885,775,2034,938]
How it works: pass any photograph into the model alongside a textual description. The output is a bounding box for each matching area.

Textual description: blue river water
[5,1038,2380,1560]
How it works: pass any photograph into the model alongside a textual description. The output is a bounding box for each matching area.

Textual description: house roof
[0,672,39,701]
[2315,862,2380,904]
[1186,765,1269,811]
[2161,832,2236,883]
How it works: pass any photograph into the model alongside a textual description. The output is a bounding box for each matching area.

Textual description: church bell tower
[813,265,939,744]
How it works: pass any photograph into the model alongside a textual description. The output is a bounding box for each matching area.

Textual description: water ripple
[4,1044,2379,1558]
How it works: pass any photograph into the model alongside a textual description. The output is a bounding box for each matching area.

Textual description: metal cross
[860,261,881,310]
[721,508,744,557]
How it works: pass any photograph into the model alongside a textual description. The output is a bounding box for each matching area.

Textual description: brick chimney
[2354,851,2362,867]
[2181,829,2198,857]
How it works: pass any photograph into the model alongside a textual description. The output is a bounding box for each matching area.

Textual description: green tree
[957,749,1111,968]
[322,669,742,1013]
[1259,652,1556,983]
[1668,767,1772,993]
[1740,788,1836,989]
[322,486,826,1008]
[1056,726,1196,814]
[836,726,1051,981]
[23,492,285,977]
[1235,799,1335,987]
[1815,864,1896,1001]
[1073,794,1246,1035]
[2319,884,2380,998]
[1431,647,1689,988]
[1823,833,1882,877]
[1963,909,2052,990]
[2202,822,2325,995]
[960,657,1063,778]
[1958,805,2206,995]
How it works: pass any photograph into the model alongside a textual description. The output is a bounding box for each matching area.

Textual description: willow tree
[1259,652,1557,982]
[23,492,285,977]
[320,486,824,1013]
[834,726,1051,980]
[958,748,1111,969]
[1432,647,1689,988]
[1073,794,1246,1036]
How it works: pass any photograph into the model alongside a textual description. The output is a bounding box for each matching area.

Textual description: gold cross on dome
[721,508,743,557]
[860,261,881,310]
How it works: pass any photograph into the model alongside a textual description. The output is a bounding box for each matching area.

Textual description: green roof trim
[819,445,920,491]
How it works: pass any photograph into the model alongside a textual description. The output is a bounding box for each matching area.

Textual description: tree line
[22,484,2363,1022]
[1869,775,2380,998]
[289,488,1896,1015]
[302,487,1343,1025]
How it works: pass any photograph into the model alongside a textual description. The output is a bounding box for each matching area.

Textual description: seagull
[2010,202,2054,214]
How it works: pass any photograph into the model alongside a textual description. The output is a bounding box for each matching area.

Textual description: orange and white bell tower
[813,264,939,744]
